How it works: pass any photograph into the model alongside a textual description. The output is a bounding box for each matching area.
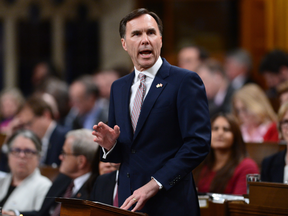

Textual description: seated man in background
[68,75,109,130]
[3,128,100,216]
[197,58,235,118]
[90,163,120,206]
[224,48,253,90]
[178,45,209,73]
[0,95,70,172]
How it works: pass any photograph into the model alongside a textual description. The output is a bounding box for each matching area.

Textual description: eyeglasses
[9,148,38,158]
[61,150,79,158]
[280,119,288,129]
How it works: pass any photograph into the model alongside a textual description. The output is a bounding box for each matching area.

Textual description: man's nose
[141,34,149,45]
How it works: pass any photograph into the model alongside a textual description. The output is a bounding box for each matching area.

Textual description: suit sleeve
[153,72,211,190]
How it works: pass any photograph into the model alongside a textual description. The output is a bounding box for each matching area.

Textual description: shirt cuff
[101,141,117,159]
[151,177,163,190]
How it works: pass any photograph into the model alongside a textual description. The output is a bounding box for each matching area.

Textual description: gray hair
[66,129,99,164]
[7,129,42,154]
[226,49,252,70]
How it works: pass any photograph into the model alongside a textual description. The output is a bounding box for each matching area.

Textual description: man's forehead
[126,14,158,31]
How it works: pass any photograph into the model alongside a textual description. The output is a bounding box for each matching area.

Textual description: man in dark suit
[3,128,100,216]
[68,75,109,130]
[90,170,118,206]
[0,96,69,172]
[261,149,286,183]
[15,95,69,166]
[93,8,211,216]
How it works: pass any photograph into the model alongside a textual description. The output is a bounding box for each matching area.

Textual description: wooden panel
[249,182,288,209]
[229,202,288,216]
[39,166,59,182]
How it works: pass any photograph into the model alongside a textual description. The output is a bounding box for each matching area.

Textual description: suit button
[127,173,130,178]
[131,149,136,154]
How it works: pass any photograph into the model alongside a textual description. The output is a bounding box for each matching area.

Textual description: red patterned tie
[131,73,146,132]
[51,182,74,216]
[113,185,119,207]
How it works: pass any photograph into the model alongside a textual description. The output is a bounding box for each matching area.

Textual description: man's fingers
[131,199,144,212]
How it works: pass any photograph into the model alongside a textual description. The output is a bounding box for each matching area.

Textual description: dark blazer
[101,58,211,216]
[208,83,235,118]
[0,124,68,172]
[261,149,286,183]
[90,171,117,205]
[45,124,70,166]
[22,173,90,216]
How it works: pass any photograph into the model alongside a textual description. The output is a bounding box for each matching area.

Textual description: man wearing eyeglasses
[3,129,100,216]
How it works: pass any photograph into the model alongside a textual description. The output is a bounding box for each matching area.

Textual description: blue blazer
[45,124,70,166]
[261,149,286,183]
[101,59,211,216]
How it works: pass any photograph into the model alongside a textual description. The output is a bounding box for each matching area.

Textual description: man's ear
[77,155,87,169]
[121,38,127,51]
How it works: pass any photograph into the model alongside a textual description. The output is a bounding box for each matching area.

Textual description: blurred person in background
[68,75,108,130]
[197,58,235,117]
[276,81,288,106]
[224,48,254,90]
[178,45,209,73]
[259,49,288,111]
[197,113,259,195]
[0,88,25,133]
[0,95,69,172]
[232,83,279,143]
[261,102,288,183]
[0,130,51,213]
[3,129,100,216]
[93,69,120,100]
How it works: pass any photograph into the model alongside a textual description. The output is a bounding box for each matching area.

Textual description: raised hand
[92,121,120,151]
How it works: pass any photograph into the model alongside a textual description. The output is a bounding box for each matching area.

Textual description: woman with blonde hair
[232,83,279,142]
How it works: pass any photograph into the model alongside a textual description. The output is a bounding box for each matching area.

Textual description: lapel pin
[76,193,82,198]
[156,83,163,88]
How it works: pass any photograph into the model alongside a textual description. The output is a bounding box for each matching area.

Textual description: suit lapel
[133,59,170,139]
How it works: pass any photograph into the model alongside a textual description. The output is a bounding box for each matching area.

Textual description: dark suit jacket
[261,149,286,183]
[101,58,211,216]
[0,124,69,172]
[22,173,90,216]
[90,171,117,205]
[45,124,70,166]
[208,83,235,118]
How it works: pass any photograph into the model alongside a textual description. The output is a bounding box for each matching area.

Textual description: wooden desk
[228,182,288,216]
[56,198,147,216]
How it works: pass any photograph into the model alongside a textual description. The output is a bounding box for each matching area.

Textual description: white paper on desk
[207,193,249,204]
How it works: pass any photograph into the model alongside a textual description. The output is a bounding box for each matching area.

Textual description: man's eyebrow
[131,30,141,35]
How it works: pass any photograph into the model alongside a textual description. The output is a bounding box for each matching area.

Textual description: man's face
[69,82,93,115]
[263,72,282,88]
[17,107,45,139]
[59,137,78,178]
[178,47,201,72]
[121,14,162,71]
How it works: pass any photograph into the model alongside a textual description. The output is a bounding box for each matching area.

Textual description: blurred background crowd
[0,0,288,215]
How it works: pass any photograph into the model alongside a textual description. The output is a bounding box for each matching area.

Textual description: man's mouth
[139,50,152,56]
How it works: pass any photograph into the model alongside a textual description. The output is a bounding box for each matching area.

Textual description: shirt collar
[134,57,163,81]
[72,172,91,194]
[42,121,57,142]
